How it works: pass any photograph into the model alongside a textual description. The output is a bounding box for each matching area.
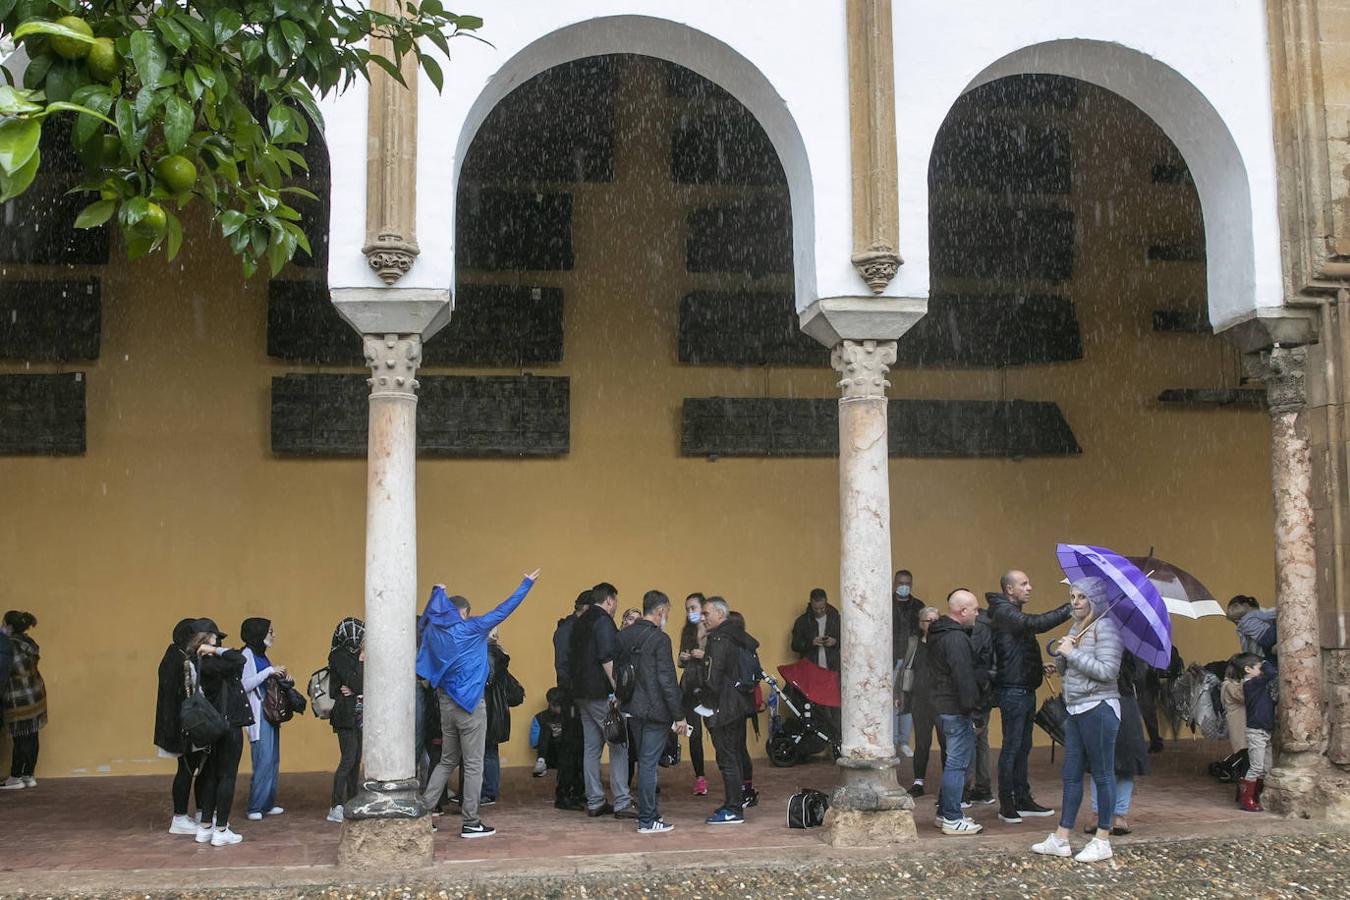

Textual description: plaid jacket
[3,635,47,735]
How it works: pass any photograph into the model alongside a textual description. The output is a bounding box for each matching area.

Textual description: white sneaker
[532,757,547,777]
[1074,837,1113,863]
[0,777,25,790]
[169,815,198,835]
[266,806,285,816]
[195,810,204,824]
[210,827,243,847]
[247,812,263,821]
[327,805,344,823]
[194,824,214,844]
[22,776,36,788]
[940,817,983,835]
[1032,832,1072,858]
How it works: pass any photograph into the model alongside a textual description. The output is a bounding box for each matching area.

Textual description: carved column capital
[1244,345,1308,415]
[831,339,898,400]
[363,333,422,401]
[851,241,903,294]
[362,235,420,285]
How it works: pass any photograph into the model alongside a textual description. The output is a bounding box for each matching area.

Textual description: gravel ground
[8,832,1347,900]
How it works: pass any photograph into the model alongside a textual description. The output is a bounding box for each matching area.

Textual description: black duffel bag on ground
[787,788,830,828]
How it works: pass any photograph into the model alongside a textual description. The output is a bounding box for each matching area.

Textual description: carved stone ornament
[363,333,422,400]
[850,241,903,294]
[831,338,898,400]
[1244,345,1308,416]
[362,234,420,285]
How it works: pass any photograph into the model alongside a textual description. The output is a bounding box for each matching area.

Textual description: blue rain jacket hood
[416,577,534,714]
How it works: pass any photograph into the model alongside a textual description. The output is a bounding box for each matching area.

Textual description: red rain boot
[1238,778,1263,812]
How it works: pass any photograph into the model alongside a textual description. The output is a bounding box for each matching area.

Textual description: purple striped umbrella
[1055,543,1172,670]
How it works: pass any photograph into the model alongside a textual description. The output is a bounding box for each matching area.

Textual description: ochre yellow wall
[0,60,1272,777]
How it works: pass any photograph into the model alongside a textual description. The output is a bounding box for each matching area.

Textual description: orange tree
[0,0,479,274]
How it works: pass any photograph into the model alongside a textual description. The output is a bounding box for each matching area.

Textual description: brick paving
[0,739,1315,883]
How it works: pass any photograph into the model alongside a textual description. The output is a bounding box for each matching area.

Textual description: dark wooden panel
[677,292,824,366]
[267,281,566,367]
[671,108,786,186]
[0,373,85,455]
[0,120,109,265]
[682,397,1079,458]
[930,121,1071,195]
[271,374,569,457]
[1147,242,1205,262]
[1151,163,1194,185]
[1151,309,1211,334]
[929,203,1074,282]
[686,196,792,276]
[456,189,574,272]
[896,293,1082,367]
[0,279,101,361]
[1157,388,1264,407]
[462,56,618,184]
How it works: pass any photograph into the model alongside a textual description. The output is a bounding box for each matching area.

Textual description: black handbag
[602,699,627,745]
[286,681,308,716]
[787,788,830,828]
[659,729,681,768]
[180,662,229,748]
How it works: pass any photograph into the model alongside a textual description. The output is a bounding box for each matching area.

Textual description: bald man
[927,590,983,836]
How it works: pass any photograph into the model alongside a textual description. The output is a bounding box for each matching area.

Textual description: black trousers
[683,703,706,778]
[9,732,38,778]
[737,715,753,785]
[332,727,362,808]
[912,702,947,783]
[709,721,745,810]
[172,750,206,816]
[555,702,585,803]
[198,728,243,827]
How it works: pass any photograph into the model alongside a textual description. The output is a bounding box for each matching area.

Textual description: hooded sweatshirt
[240,617,276,742]
[416,577,535,714]
[154,618,198,755]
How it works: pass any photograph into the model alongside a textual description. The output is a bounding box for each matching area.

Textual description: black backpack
[787,788,830,828]
[615,628,658,704]
[734,644,763,694]
[180,662,229,748]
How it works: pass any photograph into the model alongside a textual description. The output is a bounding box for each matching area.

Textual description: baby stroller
[765,659,841,767]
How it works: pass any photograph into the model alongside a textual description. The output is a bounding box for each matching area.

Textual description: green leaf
[183,67,203,102]
[13,19,97,45]
[44,59,85,102]
[178,14,213,47]
[266,27,289,66]
[0,0,18,19]
[74,198,115,228]
[124,232,156,260]
[165,211,182,260]
[163,95,192,152]
[418,51,443,92]
[368,53,407,86]
[192,63,217,91]
[219,209,247,237]
[21,52,54,91]
[114,97,149,158]
[212,8,243,43]
[39,100,117,126]
[241,38,263,68]
[69,86,113,147]
[280,20,307,57]
[0,84,44,116]
[454,15,484,29]
[0,118,41,176]
[0,146,40,201]
[122,194,149,225]
[266,104,289,141]
[279,185,319,201]
[130,30,167,90]
[153,17,192,54]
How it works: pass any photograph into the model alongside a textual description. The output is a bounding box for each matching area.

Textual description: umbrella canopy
[1056,543,1173,670]
[1126,555,1226,619]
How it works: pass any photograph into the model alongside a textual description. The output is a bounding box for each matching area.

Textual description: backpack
[615,628,658,704]
[734,644,763,694]
[180,662,229,749]
[262,676,295,724]
[787,788,830,828]
[308,666,335,721]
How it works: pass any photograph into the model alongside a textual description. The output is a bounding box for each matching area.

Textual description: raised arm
[470,574,538,635]
[994,601,1072,635]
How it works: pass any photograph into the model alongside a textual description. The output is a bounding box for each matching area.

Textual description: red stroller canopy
[777,659,841,708]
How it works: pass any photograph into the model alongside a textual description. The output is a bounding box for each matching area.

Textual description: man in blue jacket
[418,569,539,839]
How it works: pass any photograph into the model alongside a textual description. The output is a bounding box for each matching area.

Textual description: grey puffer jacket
[1056,616,1122,708]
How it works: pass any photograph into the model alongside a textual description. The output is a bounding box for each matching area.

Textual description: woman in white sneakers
[241,617,289,821]
[1031,578,1122,864]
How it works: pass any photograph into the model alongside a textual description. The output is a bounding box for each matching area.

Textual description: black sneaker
[554,798,585,812]
[1016,796,1055,817]
[741,788,759,809]
[968,792,997,805]
[998,798,1022,823]
[907,783,925,798]
[480,798,496,806]
[586,803,614,818]
[461,821,496,839]
[613,805,639,820]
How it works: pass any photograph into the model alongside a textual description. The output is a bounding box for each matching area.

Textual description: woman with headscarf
[189,618,253,847]
[241,617,290,821]
[1031,577,1123,864]
[0,611,46,790]
[155,618,206,833]
[327,616,365,824]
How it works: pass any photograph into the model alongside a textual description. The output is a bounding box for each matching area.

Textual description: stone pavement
[0,740,1343,897]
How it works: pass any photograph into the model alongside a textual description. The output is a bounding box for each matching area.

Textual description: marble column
[1248,346,1328,815]
[337,333,433,868]
[822,338,916,845]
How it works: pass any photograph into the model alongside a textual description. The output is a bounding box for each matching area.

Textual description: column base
[821,755,916,845]
[338,816,433,870]
[820,808,917,847]
[1266,752,1350,820]
[344,777,425,820]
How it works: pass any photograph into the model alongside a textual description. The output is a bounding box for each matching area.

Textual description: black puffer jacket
[927,617,980,716]
[986,592,1071,691]
[617,619,682,724]
[699,618,759,728]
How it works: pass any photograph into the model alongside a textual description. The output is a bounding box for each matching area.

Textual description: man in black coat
[927,590,983,835]
[987,569,1071,824]
[569,582,634,818]
[551,591,590,810]
[697,596,757,824]
[790,588,840,672]
[616,590,686,833]
[964,605,997,805]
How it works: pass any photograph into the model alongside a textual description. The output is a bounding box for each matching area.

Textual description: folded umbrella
[1056,543,1173,670]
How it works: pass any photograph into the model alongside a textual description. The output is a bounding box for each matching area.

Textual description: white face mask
[895,585,911,599]
[264,635,274,648]
[688,611,701,624]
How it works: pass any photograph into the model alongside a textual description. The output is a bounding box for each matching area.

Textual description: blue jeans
[247,718,280,815]
[996,687,1036,799]
[482,742,500,800]
[631,718,670,827]
[1060,702,1120,831]
[938,714,975,822]
[1092,775,1133,817]
[895,710,912,752]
